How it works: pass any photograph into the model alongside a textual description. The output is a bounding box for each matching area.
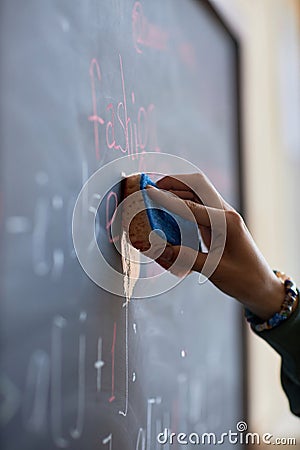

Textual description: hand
[147,173,288,321]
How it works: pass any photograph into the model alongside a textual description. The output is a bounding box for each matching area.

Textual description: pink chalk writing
[132,2,169,54]
[178,42,196,71]
[88,59,105,160]
[88,54,160,161]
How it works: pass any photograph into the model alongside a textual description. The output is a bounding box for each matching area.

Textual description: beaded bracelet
[245,270,299,332]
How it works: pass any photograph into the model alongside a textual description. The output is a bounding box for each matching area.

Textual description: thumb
[156,245,208,275]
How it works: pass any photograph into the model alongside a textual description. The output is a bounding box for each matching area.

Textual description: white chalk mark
[94,360,104,370]
[136,427,146,450]
[94,338,104,392]
[163,412,171,450]
[6,216,31,234]
[188,372,203,424]
[35,171,49,186]
[146,398,156,450]
[177,374,188,432]
[79,311,87,322]
[155,420,162,450]
[51,316,69,448]
[93,194,102,200]
[23,350,50,433]
[121,231,140,303]
[87,239,96,253]
[88,193,101,216]
[0,375,21,427]
[102,433,112,449]
[88,206,98,215]
[132,372,136,382]
[51,249,64,281]
[52,196,64,210]
[177,373,187,383]
[146,398,161,450]
[90,192,102,210]
[54,316,66,328]
[207,351,222,429]
[67,195,77,260]
[70,334,86,439]
[87,193,102,252]
[60,17,70,32]
[118,232,140,416]
[180,350,186,358]
[32,199,50,276]
[118,301,129,417]
[133,323,137,334]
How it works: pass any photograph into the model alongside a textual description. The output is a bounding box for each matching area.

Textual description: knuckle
[185,199,197,212]
[185,198,193,207]
[194,172,206,183]
[225,209,243,226]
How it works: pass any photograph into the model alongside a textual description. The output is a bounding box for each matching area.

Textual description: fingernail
[161,246,174,262]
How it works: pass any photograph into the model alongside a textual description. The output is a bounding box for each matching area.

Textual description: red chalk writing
[89,59,105,160]
[178,42,196,71]
[88,54,160,161]
[132,2,169,54]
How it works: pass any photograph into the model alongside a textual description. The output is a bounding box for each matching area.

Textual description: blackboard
[0,1,244,449]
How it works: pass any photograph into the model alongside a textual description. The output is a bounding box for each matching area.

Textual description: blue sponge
[140,173,201,251]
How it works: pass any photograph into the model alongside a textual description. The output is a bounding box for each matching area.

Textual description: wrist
[253,274,285,320]
[244,274,285,321]
[245,270,299,331]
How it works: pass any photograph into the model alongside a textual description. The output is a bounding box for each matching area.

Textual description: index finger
[157,173,226,210]
[157,175,192,191]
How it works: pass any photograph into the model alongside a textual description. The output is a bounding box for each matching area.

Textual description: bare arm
[146,173,298,320]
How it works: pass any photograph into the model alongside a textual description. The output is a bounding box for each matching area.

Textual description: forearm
[153,173,300,415]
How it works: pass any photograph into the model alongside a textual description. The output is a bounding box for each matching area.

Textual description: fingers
[157,175,192,191]
[146,185,223,228]
[169,190,198,201]
[156,173,227,210]
[156,244,207,274]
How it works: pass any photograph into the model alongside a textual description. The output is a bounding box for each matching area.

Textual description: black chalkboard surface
[0,1,244,449]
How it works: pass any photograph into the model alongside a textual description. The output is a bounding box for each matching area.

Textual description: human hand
[147,173,286,321]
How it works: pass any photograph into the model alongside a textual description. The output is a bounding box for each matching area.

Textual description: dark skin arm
[146,173,298,320]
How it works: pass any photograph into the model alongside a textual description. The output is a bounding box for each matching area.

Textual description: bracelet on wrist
[245,270,299,332]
